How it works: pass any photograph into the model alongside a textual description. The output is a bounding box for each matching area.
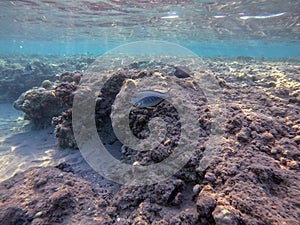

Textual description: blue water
[0,39,299,58]
[0,0,299,58]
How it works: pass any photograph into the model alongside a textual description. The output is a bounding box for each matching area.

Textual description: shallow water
[0,0,299,56]
[0,103,81,182]
[0,0,299,184]
[0,2,300,224]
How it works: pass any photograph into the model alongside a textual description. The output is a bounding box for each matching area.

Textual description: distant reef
[0,55,95,103]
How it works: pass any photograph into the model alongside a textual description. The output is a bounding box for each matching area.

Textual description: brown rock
[0,167,109,225]
[0,206,28,225]
[154,178,184,205]
[212,205,238,225]
[236,127,251,143]
[174,66,191,78]
[196,190,216,216]
[292,135,300,145]
[169,209,199,225]
[261,132,275,143]
[287,160,299,170]
[132,216,149,225]
[152,219,169,225]
[203,172,217,184]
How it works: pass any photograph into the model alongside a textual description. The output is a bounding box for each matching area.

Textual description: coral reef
[2,57,300,224]
[0,55,94,103]
[13,71,82,132]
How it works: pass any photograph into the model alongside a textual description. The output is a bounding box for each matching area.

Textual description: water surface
[0,0,299,57]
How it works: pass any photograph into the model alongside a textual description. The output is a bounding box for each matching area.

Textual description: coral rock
[14,87,65,127]
[212,205,238,225]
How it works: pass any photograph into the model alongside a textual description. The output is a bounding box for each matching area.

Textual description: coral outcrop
[13,87,65,128]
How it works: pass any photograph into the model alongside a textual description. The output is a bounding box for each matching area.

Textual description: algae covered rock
[0,166,111,225]
[13,87,65,128]
[52,109,77,149]
[13,71,81,131]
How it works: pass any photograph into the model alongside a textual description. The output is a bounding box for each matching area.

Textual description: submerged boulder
[13,87,65,128]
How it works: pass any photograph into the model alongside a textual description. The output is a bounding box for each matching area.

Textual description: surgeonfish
[131,90,169,108]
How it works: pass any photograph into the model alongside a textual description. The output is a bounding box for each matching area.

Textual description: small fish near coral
[23,64,34,75]
[131,90,169,108]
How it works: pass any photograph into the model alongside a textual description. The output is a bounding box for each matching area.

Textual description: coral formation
[3,57,300,224]
[13,71,82,143]
[13,87,65,128]
[52,109,77,149]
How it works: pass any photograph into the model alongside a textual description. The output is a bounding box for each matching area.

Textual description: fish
[23,64,33,74]
[131,90,169,108]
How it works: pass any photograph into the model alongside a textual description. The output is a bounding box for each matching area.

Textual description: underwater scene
[0,0,299,224]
